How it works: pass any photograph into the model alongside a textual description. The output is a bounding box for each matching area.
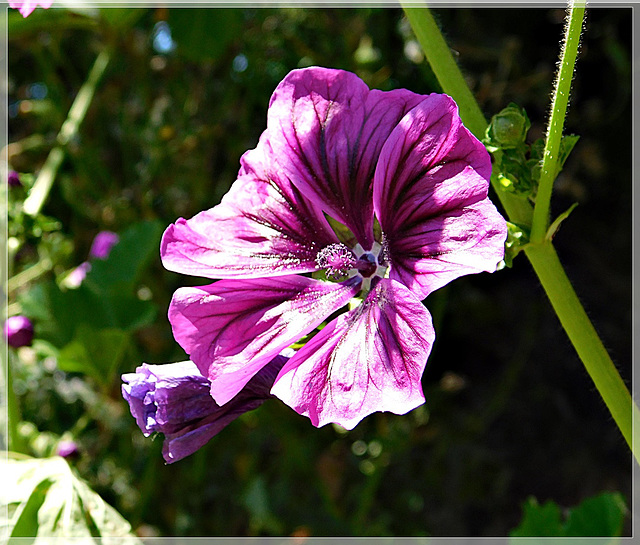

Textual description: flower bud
[4,315,34,348]
[486,103,531,149]
[7,171,22,188]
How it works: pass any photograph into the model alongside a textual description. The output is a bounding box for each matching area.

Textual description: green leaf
[1,455,141,542]
[57,325,131,386]
[83,220,163,296]
[510,497,564,538]
[565,492,628,537]
[557,134,580,172]
[510,492,628,540]
[168,9,244,62]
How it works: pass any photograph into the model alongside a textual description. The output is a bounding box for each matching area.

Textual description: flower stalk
[402,1,638,461]
[530,0,586,243]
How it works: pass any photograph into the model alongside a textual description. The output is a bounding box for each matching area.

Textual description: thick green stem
[23,47,112,217]
[530,1,586,243]
[525,242,637,457]
[402,2,637,460]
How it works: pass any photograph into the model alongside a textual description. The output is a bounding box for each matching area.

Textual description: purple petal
[267,67,426,249]
[169,275,361,405]
[89,231,119,260]
[386,200,508,298]
[373,94,506,299]
[271,278,434,429]
[161,135,338,279]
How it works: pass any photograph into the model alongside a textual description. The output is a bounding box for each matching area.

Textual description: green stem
[525,242,637,457]
[402,2,638,460]
[23,47,112,217]
[530,1,586,243]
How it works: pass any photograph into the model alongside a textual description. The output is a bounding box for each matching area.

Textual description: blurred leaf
[510,497,564,537]
[83,220,164,295]
[565,492,628,537]
[169,9,244,61]
[58,325,131,386]
[1,455,141,542]
[99,8,146,29]
[510,492,628,539]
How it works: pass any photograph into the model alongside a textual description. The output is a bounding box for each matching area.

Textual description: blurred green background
[5,6,631,537]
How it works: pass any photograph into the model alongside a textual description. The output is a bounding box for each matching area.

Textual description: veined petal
[161,135,337,279]
[271,278,434,429]
[267,67,425,249]
[388,200,508,298]
[169,275,361,405]
[373,94,506,299]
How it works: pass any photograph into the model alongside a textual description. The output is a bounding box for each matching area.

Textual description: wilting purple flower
[8,171,22,188]
[162,67,507,430]
[56,439,79,458]
[9,0,53,17]
[89,231,119,260]
[122,354,287,463]
[4,315,34,348]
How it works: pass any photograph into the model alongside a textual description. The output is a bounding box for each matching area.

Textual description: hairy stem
[530,1,586,243]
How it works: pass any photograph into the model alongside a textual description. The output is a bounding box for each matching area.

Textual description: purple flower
[8,171,22,188]
[121,354,287,463]
[56,439,79,458]
[64,261,92,288]
[161,67,507,430]
[9,0,53,17]
[4,315,34,348]
[89,231,119,260]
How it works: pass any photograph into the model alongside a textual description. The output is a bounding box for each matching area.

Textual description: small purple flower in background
[161,67,507,430]
[89,230,119,260]
[56,439,79,459]
[4,315,35,348]
[7,171,22,188]
[63,231,119,288]
[8,0,53,17]
[122,353,288,463]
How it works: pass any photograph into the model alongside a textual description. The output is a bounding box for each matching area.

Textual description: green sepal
[325,214,357,247]
[501,221,530,268]
[546,202,578,241]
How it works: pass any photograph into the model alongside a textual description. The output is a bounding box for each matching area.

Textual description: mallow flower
[162,67,507,430]
[122,353,288,463]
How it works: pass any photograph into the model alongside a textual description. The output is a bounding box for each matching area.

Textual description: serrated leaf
[510,497,564,538]
[1,456,141,543]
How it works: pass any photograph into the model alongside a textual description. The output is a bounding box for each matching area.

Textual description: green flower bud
[486,103,531,149]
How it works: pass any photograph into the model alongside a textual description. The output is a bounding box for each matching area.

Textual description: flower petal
[161,135,337,279]
[271,278,434,429]
[373,94,506,299]
[267,67,426,249]
[169,275,361,405]
[387,200,508,298]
